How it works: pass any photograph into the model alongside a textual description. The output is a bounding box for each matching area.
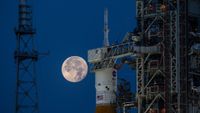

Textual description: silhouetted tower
[136,0,200,113]
[14,0,39,113]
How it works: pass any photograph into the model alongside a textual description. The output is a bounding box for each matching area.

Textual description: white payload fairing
[88,8,118,113]
[95,68,117,113]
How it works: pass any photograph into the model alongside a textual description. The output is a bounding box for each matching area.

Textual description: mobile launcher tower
[88,0,200,113]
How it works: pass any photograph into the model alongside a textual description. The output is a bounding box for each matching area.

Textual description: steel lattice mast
[14,0,39,113]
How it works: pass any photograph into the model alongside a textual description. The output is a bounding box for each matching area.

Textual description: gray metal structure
[88,0,200,113]
[135,0,200,113]
[14,0,39,113]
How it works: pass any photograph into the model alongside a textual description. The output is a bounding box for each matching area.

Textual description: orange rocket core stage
[95,104,117,113]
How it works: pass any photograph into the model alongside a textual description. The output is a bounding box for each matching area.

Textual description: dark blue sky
[0,0,136,113]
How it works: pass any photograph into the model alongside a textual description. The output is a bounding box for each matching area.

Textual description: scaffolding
[135,0,200,113]
[116,78,136,113]
[14,0,39,113]
[88,0,200,113]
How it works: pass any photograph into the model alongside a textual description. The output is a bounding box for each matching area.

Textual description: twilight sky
[0,0,136,113]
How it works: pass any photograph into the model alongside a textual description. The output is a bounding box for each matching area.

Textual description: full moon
[61,56,88,82]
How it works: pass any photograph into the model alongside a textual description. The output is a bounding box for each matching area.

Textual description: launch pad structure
[88,0,200,113]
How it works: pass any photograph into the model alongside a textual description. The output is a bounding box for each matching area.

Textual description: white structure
[95,68,117,104]
[95,68,117,113]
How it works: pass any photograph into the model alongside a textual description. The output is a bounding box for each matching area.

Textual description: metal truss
[14,0,39,113]
[136,57,144,113]
[88,0,200,113]
[89,36,160,71]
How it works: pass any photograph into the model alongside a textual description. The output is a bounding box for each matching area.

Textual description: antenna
[104,8,109,46]
[14,0,41,113]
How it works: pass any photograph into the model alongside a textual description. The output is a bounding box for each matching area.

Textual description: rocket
[95,68,117,113]
[88,8,118,113]
[94,8,117,113]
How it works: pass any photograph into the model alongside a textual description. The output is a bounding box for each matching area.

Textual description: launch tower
[88,0,200,113]
[135,0,200,113]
